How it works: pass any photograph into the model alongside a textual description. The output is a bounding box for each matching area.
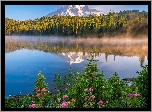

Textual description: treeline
[5,10,148,37]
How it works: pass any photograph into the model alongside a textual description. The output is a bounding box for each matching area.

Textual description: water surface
[5,36,148,97]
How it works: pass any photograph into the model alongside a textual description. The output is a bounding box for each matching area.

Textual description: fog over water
[5,35,148,45]
[5,36,148,97]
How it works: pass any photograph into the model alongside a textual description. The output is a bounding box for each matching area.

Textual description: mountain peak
[47,5,103,17]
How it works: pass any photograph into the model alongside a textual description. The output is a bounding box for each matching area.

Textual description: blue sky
[5,5,148,21]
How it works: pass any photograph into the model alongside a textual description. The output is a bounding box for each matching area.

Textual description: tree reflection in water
[5,36,148,67]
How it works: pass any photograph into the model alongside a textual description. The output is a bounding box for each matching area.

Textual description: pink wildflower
[41,88,47,92]
[60,102,69,108]
[89,86,93,92]
[36,94,41,97]
[133,94,140,97]
[35,87,38,90]
[36,89,41,92]
[28,104,36,108]
[90,95,95,99]
[128,94,134,97]
[128,93,140,97]
[98,100,104,105]
[63,95,68,99]
[71,99,76,102]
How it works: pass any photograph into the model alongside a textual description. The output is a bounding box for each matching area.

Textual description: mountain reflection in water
[5,36,148,97]
[5,36,148,67]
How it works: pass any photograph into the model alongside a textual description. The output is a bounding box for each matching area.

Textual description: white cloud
[89,5,148,14]
[89,5,121,14]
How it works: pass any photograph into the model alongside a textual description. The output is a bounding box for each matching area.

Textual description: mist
[5,35,148,46]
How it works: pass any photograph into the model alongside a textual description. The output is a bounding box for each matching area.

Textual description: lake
[5,36,148,97]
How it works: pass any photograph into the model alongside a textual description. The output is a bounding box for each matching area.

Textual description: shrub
[52,66,82,93]
[135,65,148,108]
[32,71,51,108]
[5,52,148,108]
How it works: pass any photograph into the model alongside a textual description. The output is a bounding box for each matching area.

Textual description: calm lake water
[5,36,148,97]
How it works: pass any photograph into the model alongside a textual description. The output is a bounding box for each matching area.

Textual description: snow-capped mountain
[57,52,88,65]
[47,5,103,16]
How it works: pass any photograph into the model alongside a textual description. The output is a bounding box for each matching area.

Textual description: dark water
[5,36,148,97]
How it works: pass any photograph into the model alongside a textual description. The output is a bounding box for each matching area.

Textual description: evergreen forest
[5,10,148,37]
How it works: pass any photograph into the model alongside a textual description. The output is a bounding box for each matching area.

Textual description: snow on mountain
[47,5,103,17]
[57,52,88,65]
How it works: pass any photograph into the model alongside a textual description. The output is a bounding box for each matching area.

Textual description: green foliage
[54,51,147,108]
[5,10,148,37]
[135,65,148,108]
[34,71,48,90]
[52,66,82,93]
[32,71,51,108]
[5,94,34,108]
[5,52,148,108]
